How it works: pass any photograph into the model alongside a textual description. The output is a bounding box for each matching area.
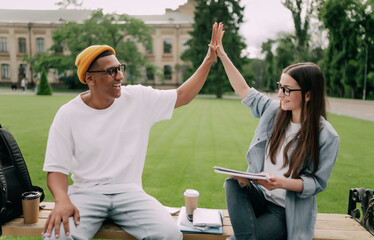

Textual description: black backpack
[0,124,45,232]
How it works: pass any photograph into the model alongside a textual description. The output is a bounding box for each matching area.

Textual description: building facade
[0,0,195,89]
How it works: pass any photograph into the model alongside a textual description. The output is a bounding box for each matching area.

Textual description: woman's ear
[305,91,311,102]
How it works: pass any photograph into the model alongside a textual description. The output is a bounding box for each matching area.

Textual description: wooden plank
[314,214,374,240]
[314,229,373,240]
[93,223,135,239]
[3,203,373,239]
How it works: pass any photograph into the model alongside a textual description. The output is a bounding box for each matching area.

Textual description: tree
[261,39,276,92]
[28,10,153,89]
[182,0,247,98]
[241,58,265,90]
[282,0,321,62]
[353,0,374,100]
[320,0,374,98]
[274,33,296,77]
[37,69,53,95]
[55,0,83,9]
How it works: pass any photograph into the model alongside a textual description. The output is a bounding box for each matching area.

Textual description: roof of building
[0,9,193,25]
[0,9,93,23]
[133,11,193,24]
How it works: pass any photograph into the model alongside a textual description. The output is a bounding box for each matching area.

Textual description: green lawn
[0,93,373,238]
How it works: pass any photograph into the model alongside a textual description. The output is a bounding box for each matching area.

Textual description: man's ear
[84,72,94,85]
[305,91,311,102]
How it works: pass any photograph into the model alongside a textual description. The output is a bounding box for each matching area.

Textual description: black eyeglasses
[87,64,126,78]
[277,82,302,96]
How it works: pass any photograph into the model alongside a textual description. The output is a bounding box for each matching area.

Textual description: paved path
[254,93,374,122]
[1,88,373,122]
[327,97,374,122]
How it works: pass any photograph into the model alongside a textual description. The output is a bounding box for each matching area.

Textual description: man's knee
[153,223,182,240]
[42,221,74,240]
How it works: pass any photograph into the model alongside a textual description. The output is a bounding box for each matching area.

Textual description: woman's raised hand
[216,22,226,58]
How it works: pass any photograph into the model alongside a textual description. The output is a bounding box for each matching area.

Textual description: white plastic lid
[184,189,199,197]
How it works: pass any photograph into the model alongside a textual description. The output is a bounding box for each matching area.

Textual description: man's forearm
[175,57,214,108]
[47,172,70,203]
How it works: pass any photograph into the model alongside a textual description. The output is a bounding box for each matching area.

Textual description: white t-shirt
[43,85,177,194]
[260,121,301,207]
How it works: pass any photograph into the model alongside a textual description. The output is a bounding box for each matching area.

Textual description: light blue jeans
[225,178,287,240]
[43,190,182,240]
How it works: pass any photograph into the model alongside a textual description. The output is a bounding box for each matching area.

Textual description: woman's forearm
[219,53,251,99]
[280,177,304,192]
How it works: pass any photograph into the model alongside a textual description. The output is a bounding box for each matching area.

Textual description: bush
[37,69,53,95]
[59,74,87,90]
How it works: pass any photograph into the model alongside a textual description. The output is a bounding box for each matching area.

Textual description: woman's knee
[224,178,242,193]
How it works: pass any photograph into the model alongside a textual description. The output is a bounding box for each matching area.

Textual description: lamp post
[27,23,34,87]
[363,42,368,100]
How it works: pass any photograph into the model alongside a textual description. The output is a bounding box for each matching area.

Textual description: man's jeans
[42,190,182,240]
[225,178,287,240]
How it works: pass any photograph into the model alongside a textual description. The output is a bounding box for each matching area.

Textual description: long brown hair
[267,63,327,178]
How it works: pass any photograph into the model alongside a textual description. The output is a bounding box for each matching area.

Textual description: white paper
[193,208,223,228]
[213,166,269,181]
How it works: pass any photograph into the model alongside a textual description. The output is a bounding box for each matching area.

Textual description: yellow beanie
[75,45,115,84]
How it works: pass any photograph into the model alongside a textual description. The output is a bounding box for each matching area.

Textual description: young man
[42,23,218,240]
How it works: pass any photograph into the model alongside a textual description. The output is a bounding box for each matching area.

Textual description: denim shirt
[242,89,339,240]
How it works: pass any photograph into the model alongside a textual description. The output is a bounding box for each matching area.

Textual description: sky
[0,0,294,58]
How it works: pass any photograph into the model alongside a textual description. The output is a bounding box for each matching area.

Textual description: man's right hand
[42,199,80,238]
[43,172,80,238]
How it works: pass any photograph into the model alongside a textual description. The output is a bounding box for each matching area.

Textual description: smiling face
[277,73,304,123]
[86,55,124,101]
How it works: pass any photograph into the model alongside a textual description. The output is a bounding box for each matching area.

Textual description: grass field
[0,93,373,238]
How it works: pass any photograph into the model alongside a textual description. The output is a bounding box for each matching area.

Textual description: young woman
[215,23,340,240]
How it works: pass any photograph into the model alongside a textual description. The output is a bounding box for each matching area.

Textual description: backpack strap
[0,129,33,191]
[32,185,45,203]
[0,161,7,217]
[0,128,8,217]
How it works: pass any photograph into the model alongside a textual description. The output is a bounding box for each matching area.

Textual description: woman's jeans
[225,178,287,240]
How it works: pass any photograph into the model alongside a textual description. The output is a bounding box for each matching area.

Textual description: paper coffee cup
[184,189,199,218]
[21,191,41,224]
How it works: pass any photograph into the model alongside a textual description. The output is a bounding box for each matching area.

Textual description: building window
[182,38,190,52]
[0,37,8,52]
[1,64,10,79]
[54,43,63,53]
[19,64,28,78]
[18,38,27,53]
[146,67,154,80]
[163,38,172,54]
[163,65,172,80]
[36,38,45,53]
[145,39,153,54]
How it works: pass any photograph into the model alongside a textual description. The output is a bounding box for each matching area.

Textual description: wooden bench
[2,202,373,239]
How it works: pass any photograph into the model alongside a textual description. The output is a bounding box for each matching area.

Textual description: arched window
[163,65,172,80]
[18,38,27,53]
[36,38,45,53]
[1,64,10,79]
[0,37,8,52]
[146,67,154,80]
[163,38,172,54]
